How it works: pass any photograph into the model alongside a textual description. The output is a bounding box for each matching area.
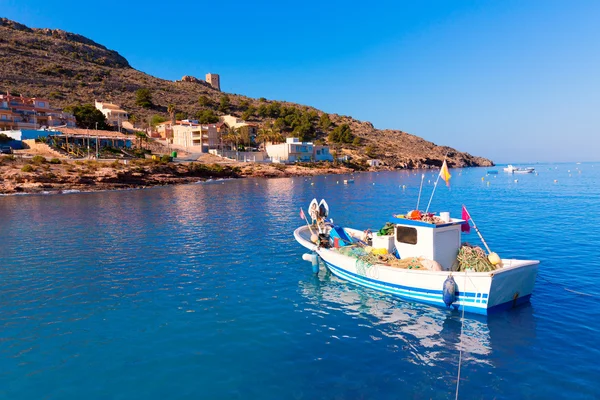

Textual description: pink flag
[461,206,471,233]
[300,208,306,220]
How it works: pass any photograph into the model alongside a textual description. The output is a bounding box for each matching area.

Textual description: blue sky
[2,0,599,162]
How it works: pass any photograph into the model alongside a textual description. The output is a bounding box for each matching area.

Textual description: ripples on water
[0,163,599,399]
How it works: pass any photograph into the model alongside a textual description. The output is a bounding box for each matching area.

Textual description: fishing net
[456,243,497,272]
[336,246,425,271]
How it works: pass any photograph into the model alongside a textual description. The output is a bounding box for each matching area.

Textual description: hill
[0,18,493,168]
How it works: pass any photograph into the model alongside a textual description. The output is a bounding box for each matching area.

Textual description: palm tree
[167,104,175,125]
[221,125,238,151]
[256,127,269,151]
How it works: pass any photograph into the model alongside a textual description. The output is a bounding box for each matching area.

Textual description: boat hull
[294,226,539,315]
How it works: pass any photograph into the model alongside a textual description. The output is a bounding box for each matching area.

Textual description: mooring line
[455,271,467,400]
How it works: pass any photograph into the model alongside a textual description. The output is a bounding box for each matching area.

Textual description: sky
[2,0,599,163]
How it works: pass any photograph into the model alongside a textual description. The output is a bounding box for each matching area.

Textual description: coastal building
[0,93,76,130]
[220,115,258,144]
[205,73,220,91]
[367,159,382,167]
[154,119,199,140]
[172,123,219,153]
[0,127,132,154]
[94,100,129,129]
[313,145,334,162]
[265,137,333,163]
[47,128,133,155]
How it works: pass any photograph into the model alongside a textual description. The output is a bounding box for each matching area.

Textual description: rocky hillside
[0,18,493,168]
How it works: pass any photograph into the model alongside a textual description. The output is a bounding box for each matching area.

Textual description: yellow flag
[440,160,451,187]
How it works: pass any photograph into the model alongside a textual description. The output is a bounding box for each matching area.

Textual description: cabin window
[396,226,418,245]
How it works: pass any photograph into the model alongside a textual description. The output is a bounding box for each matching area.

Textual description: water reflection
[298,270,537,367]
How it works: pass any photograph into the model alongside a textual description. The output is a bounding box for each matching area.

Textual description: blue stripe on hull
[323,261,530,315]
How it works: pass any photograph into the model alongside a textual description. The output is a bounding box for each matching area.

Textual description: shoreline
[0,156,358,196]
[0,154,493,196]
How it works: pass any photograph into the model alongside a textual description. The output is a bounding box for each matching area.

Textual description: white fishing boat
[504,165,535,174]
[295,200,539,315]
[514,167,535,174]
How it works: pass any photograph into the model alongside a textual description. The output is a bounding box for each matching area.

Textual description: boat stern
[486,260,539,313]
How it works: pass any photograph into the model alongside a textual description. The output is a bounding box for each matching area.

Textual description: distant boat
[343,179,354,184]
[504,165,535,174]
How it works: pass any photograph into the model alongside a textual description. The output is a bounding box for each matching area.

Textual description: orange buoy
[407,210,422,220]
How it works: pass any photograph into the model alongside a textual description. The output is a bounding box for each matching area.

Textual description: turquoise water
[1,163,599,399]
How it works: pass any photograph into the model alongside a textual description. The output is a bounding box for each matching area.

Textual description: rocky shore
[0,156,358,195]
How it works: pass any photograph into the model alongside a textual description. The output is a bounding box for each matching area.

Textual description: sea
[1,163,599,399]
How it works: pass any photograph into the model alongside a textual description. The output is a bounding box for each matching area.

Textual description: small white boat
[504,165,535,174]
[295,203,539,315]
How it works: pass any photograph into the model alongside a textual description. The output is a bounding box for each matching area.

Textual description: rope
[457,244,496,272]
[538,275,600,299]
[455,271,467,400]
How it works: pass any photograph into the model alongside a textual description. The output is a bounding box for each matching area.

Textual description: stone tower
[205,73,220,91]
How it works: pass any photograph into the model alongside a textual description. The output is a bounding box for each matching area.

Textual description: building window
[38,102,45,108]
[396,226,418,245]
[1,115,6,120]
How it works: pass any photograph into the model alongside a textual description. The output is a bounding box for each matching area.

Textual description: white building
[367,159,382,167]
[172,123,219,153]
[95,100,129,128]
[266,138,333,163]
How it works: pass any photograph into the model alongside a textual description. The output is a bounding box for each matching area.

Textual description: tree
[195,109,219,124]
[222,126,238,150]
[256,127,269,150]
[319,113,332,131]
[135,131,148,149]
[167,104,175,124]
[175,112,187,121]
[329,124,354,144]
[151,115,168,126]
[135,88,153,108]
[218,95,230,113]
[257,104,268,118]
[64,104,109,129]
[198,95,211,108]
[352,137,361,146]
[241,106,255,121]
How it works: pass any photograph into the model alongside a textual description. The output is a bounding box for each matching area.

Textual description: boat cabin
[391,216,465,271]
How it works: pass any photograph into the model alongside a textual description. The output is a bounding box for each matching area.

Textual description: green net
[456,244,497,272]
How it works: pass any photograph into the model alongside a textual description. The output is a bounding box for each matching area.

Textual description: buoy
[442,275,457,307]
[481,177,485,181]
[488,252,501,265]
[487,181,490,186]
[554,179,558,183]
[311,182,314,185]
[514,179,518,183]
[302,253,320,274]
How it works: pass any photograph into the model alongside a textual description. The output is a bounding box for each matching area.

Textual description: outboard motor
[442,275,457,307]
